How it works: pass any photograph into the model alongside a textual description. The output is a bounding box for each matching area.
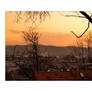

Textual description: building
[32,70,92,80]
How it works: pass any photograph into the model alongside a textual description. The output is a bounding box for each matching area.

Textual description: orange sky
[5,11,92,46]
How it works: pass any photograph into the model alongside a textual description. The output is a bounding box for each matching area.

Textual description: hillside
[6,45,88,57]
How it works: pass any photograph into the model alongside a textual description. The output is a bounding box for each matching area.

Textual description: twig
[71,21,90,38]
[58,12,85,18]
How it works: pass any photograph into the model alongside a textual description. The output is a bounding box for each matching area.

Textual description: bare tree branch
[15,11,50,26]
[80,11,92,23]
[71,21,90,38]
[58,12,85,18]
[59,11,92,38]
[15,11,92,38]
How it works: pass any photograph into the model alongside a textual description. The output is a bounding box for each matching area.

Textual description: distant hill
[6,45,88,57]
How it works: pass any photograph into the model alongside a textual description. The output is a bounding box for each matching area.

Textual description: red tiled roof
[32,71,92,80]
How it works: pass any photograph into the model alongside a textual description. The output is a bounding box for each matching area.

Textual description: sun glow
[6,11,92,46]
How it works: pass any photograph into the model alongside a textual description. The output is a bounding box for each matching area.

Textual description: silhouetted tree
[11,45,33,80]
[22,27,40,72]
[72,31,92,70]
[15,11,50,26]
[72,38,85,70]
[84,31,92,63]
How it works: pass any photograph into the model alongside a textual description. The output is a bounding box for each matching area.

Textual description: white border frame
[0,0,92,91]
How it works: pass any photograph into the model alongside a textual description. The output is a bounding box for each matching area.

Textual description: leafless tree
[12,11,50,72]
[15,11,50,26]
[11,45,33,79]
[72,31,92,70]
[72,37,86,70]
[6,45,33,80]
[22,27,40,72]
[84,31,92,63]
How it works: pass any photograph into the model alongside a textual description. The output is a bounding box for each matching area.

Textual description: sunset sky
[6,11,92,46]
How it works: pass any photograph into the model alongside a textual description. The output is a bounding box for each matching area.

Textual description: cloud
[6,29,76,46]
[9,30,23,34]
[39,31,75,46]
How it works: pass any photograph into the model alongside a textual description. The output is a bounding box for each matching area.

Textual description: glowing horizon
[6,11,92,46]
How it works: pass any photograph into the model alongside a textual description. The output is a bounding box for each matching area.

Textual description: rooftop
[32,71,92,80]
